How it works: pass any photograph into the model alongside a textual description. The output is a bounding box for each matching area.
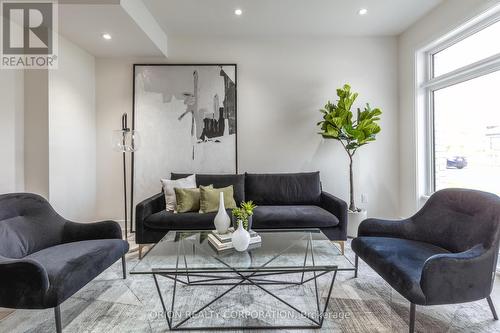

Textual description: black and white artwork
[133,64,237,202]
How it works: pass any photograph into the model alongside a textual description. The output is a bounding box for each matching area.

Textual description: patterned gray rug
[1,241,499,333]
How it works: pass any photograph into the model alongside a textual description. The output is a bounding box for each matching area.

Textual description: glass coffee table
[131,228,355,330]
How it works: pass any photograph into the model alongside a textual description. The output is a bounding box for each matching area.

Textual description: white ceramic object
[232,220,251,251]
[347,210,368,238]
[214,192,230,234]
[233,251,251,267]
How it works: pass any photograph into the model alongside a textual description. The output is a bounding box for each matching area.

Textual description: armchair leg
[121,255,126,279]
[487,296,498,320]
[409,303,416,333]
[54,305,62,333]
[354,255,358,278]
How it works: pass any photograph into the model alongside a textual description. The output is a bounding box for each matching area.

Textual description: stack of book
[208,228,261,252]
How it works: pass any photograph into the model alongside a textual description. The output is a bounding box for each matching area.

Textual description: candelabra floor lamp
[113,113,140,241]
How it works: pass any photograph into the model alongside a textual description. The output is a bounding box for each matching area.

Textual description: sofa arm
[136,193,165,243]
[0,256,49,308]
[320,192,348,239]
[63,220,123,243]
[420,244,496,305]
[357,218,415,239]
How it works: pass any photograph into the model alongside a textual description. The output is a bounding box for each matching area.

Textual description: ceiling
[144,0,443,37]
[59,4,164,58]
[57,0,444,58]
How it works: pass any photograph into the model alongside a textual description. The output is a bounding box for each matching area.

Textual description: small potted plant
[317,84,382,237]
[232,201,256,230]
[241,201,257,230]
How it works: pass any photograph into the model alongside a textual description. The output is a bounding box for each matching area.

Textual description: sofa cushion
[144,210,232,230]
[199,185,237,213]
[351,237,451,304]
[172,173,245,204]
[174,186,206,213]
[161,174,196,211]
[252,206,339,229]
[245,172,321,205]
[26,239,128,307]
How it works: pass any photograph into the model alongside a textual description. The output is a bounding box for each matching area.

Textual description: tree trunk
[349,155,356,212]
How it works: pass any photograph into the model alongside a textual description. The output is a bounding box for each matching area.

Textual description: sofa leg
[122,255,126,279]
[339,241,345,255]
[139,245,143,259]
[487,296,498,320]
[54,305,62,333]
[354,255,358,278]
[409,303,415,333]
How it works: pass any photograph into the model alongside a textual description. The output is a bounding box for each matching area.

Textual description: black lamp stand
[120,113,135,239]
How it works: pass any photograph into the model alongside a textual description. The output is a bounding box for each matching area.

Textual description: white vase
[214,192,230,234]
[233,251,252,267]
[232,219,250,251]
[347,210,368,238]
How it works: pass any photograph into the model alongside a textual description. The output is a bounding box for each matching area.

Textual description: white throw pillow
[160,174,196,211]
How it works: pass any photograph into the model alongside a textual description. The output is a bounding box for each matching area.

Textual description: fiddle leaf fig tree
[317,84,382,212]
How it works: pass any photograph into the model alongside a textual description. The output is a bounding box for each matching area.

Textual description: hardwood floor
[0,308,13,320]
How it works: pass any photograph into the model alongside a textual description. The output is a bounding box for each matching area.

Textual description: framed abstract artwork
[132,64,237,204]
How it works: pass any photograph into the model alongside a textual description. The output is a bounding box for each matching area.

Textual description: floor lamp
[112,113,140,240]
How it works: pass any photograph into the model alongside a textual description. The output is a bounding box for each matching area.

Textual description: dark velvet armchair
[352,188,500,333]
[0,193,129,333]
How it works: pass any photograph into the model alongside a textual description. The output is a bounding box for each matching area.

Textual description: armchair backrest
[412,188,500,253]
[0,193,65,258]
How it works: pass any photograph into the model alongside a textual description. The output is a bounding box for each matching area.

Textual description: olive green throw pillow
[199,185,237,213]
[174,185,213,213]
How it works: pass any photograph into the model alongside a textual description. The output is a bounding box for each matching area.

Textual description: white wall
[95,59,134,220]
[398,0,499,217]
[96,36,399,221]
[49,36,97,221]
[24,70,49,198]
[0,71,24,194]
[7,0,496,222]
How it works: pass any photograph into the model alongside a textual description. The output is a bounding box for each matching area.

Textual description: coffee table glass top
[131,229,354,274]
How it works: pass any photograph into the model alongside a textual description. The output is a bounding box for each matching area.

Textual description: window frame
[420,12,500,197]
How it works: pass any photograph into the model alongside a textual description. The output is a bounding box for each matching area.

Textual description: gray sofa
[0,193,129,333]
[136,172,348,248]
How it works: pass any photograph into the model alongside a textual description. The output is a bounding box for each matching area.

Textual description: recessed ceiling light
[358,8,368,16]
[102,33,112,40]
[234,9,242,16]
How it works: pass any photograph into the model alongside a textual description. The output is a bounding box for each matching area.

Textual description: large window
[423,15,500,196]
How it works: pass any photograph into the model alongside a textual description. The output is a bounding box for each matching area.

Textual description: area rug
[1,241,499,333]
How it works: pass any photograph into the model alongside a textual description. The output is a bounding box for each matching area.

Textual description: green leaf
[316,83,382,153]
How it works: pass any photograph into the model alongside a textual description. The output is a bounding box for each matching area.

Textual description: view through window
[433,71,500,194]
[427,16,500,196]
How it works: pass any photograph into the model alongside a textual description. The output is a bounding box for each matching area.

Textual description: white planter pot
[347,210,367,238]
[214,192,230,234]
